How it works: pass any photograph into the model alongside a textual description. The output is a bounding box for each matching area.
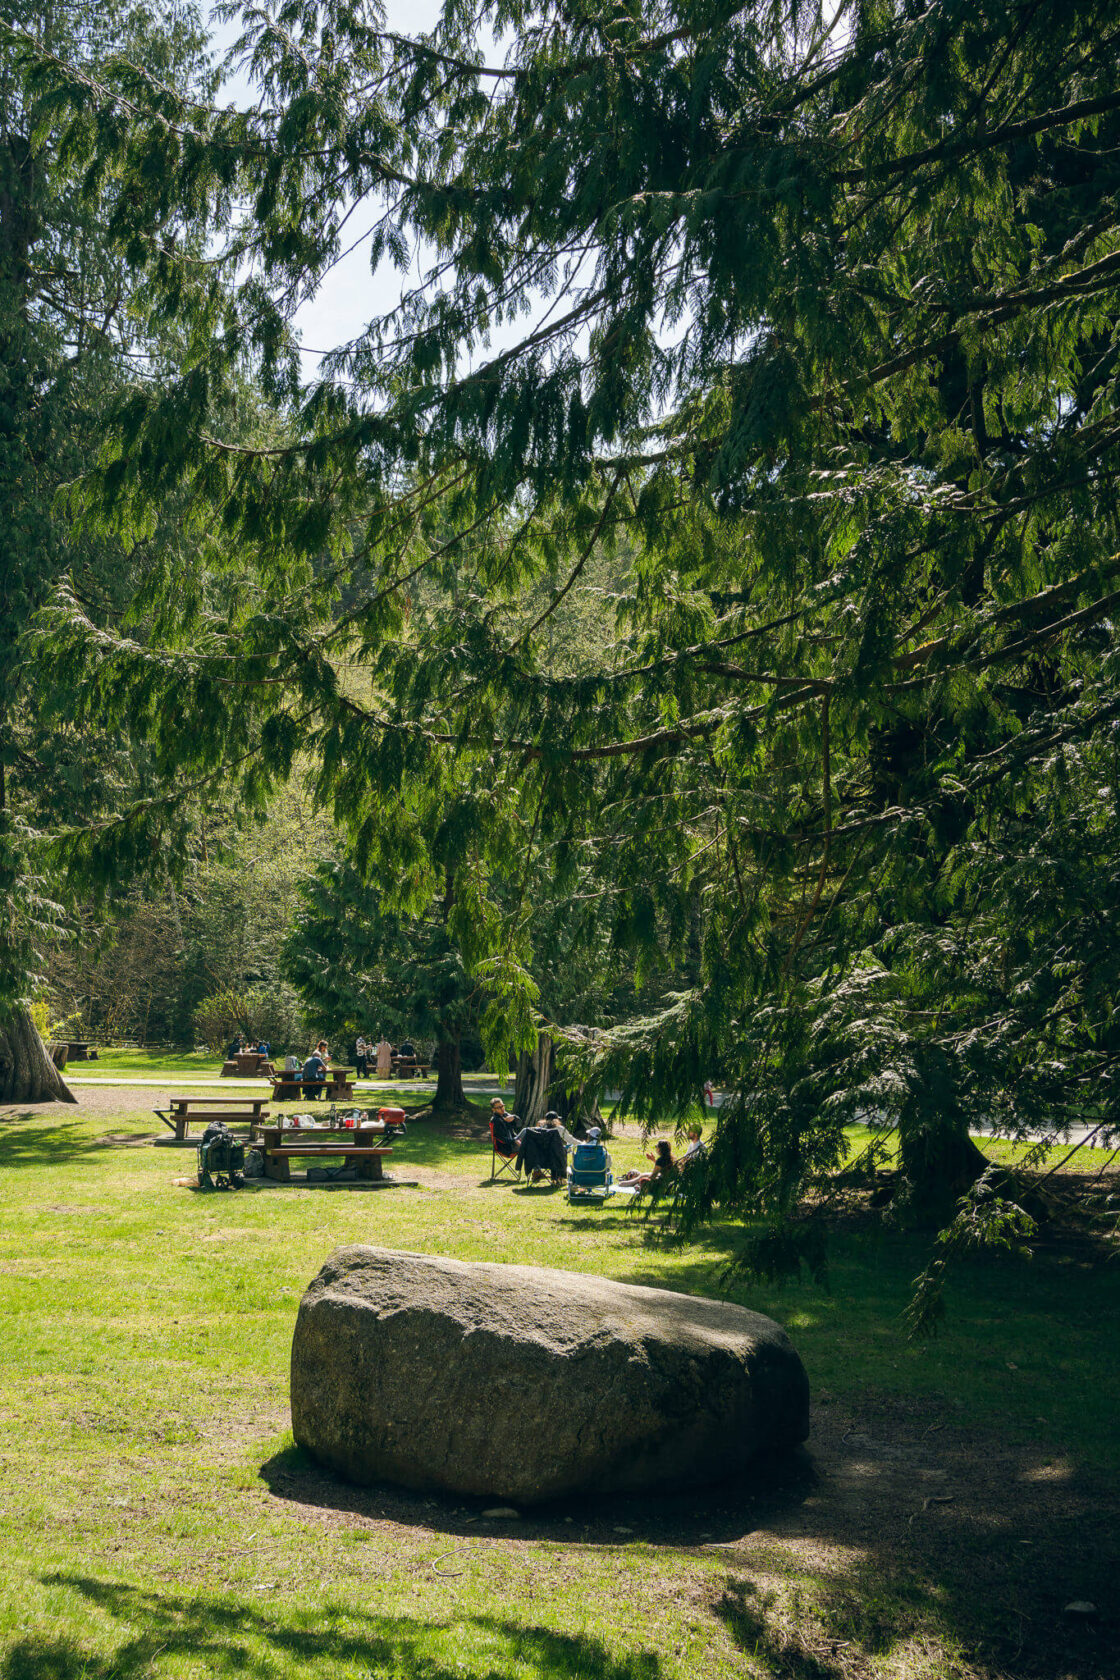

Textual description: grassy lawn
[838,1121,1114,1176]
[0,1102,1115,1680]
[66,1049,464,1081]
[64,1050,507,1091]
[65,1049,222,1078]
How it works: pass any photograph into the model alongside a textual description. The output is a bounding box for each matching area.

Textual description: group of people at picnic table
[354,1034,421,1078]
[489,1097,705,1187]
[226,1035,272,1058]
[269,1035,423,1097]
[224,1033,424,1094]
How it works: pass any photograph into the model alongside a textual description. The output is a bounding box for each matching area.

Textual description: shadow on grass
[257,1437,818,1547]
[378,1123,494,1172]
[15,1579,662,1680]
[0,1116,109,1165]
[713,1575,894,1680]
[29,1467,1115,1680]
[251,1413,1119,1680]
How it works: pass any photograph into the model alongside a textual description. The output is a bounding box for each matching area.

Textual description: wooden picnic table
[391,1056,430,1079]
[221,1051,275,1077]
[257,1121,392,1182]
[270,1066,355,1101]
[270,1071,304,1100]
[154,1095,271,1141]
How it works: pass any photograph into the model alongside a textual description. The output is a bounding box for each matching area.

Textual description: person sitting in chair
[515,1110,570,1184]
[490,1096,521,1160]
[302,1042,329,1099]
[542,1109,581,1150]
[681,1124,705,1166]
[618,1138,675,1191]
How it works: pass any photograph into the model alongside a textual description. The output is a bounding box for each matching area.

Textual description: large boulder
[290,1246,809,1504]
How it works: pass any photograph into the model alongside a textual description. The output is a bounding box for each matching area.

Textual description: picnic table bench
[257,1122,393,1182]
[270,1066,356,1102]
[390,1057,430,1078]
[153,1095,271,1142]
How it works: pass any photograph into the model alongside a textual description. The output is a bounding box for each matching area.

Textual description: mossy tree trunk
[897,1122,989,1217]
[0,1005,76,1104]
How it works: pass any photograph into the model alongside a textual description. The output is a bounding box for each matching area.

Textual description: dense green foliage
[43,798,333,1046]
[7,1,1120,1228]
[0,0,213,1026]
[282,857,486,1079]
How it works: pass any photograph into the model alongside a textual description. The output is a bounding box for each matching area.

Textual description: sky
[208,1,493,375]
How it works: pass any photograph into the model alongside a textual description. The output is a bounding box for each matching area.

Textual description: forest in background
[37,794,335,1051]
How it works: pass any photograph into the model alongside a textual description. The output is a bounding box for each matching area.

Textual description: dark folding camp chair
[490,1116,521,1181]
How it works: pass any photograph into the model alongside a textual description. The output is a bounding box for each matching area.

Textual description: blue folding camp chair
[567,1137,612,1204]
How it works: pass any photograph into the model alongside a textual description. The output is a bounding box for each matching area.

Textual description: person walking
[355,1034,368,1078]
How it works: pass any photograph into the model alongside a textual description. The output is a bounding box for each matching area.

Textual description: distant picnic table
[48,1041,100,1069]
[220,1051,275,1078]
[391,1056,429,1079]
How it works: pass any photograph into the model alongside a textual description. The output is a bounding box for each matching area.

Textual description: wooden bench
[270,1069,355,1102]
[270,1074,304,1100]
[263,1145,393,1182]
[153,1096,271,1141]
[391,1058,430,1079]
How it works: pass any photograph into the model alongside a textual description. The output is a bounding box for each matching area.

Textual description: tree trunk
[553,1080,605,1138]
[513,1030,605,1134]
[0,1005,77,1104]
[430,1035,465,1112]
[513,1032,553,1126]
[897,1121,989,1224]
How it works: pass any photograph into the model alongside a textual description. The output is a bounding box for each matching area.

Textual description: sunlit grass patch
[0,1103,1116,1680]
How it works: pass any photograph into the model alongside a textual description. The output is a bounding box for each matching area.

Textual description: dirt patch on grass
[0,1084,163,1123]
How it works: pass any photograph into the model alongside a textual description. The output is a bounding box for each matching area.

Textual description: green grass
[65,1049,505,1086]
[0,1104,1115,1680]
[840,1121,1110,1176]
[66,1048,221,1078]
